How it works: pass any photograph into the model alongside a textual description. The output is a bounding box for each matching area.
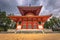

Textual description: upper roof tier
[17,6,42,16]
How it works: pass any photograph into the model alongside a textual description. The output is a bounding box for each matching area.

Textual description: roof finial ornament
[29,4,31,6]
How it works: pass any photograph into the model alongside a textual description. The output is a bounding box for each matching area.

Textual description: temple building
[8,6,52,31]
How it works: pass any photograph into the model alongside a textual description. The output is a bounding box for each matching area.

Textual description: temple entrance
[8,6,52,31]
[21,21,38,29]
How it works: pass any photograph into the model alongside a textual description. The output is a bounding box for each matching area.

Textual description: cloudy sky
[0,0,60,17]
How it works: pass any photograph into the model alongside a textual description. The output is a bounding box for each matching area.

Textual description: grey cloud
[0,0,60,17]
[0,0,20,15]
[39,0,60,17]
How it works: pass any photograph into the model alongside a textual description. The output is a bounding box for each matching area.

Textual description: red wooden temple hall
[8,6,52,30]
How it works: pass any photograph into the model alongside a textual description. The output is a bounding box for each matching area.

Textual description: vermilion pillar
[26,21,28,29]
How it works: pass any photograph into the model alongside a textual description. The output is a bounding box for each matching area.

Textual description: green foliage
[44,17,60,29]
[0,11,11,31]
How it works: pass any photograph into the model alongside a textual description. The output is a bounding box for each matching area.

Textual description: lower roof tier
[8,14,52,22]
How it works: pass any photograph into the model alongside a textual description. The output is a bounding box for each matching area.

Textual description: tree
[44,17,60,29]
[0,11,11,31]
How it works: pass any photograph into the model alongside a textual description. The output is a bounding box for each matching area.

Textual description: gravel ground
[0,33,60,40]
